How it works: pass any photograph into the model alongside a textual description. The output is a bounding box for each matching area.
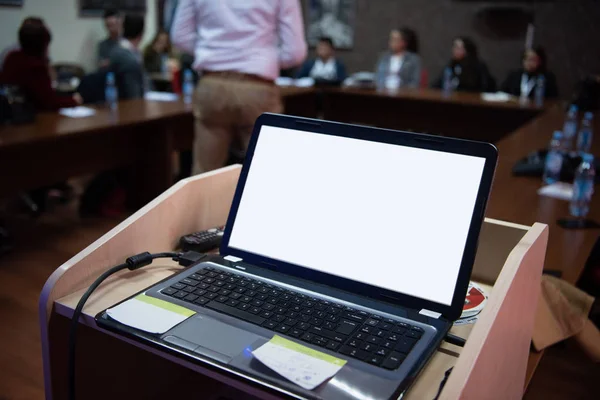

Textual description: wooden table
[323,87,552,143]
[0,100,193,207]
[485,106,600,387]
[488,107,600,284]
[0,88,316,207]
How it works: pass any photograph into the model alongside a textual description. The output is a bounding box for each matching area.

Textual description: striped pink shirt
[171,0,307,81]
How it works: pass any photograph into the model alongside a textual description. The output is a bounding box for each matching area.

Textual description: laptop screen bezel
[220,113,497,321]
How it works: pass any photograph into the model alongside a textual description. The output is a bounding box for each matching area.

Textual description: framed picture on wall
[0,0,24,6]
[79,0,146,16]
[307,0,355,50]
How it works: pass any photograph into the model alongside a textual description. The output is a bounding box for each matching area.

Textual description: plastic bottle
[534,75,545,107]
[543,130,565,185]
[442,67,453,96]
[183,69,194,105]
[105,72,118,111]
[570,153,595,218]
[562,104,579,150]
[576,112,594,155]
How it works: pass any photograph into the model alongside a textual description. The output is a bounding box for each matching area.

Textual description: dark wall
[301,0,600,98]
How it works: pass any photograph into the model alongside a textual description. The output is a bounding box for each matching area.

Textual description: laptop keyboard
[160,266,423,370]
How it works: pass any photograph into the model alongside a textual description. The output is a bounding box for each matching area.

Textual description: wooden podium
[39,166,548,400]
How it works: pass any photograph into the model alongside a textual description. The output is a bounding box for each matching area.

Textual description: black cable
[68,252,181,400]
[433,367,453,400]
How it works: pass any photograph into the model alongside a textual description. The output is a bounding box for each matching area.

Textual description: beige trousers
[192,75,283,174]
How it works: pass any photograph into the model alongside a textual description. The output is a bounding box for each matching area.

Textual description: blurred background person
[433,36,496,92]
[0,19,81,110]
[375,28,422,90]
[144,29,178,74]
[97,9,121,69]
[108,14,146,100]
[171,0,307,174]
[0,17,45,72]
[501,46,559,99]
[296,36,346,83]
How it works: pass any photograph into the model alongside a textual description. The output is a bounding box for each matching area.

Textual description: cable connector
[177,251,207,267]
[444,333,466,347]
[126,252,154,270]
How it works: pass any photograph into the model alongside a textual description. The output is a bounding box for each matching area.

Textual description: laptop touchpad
[167,314,261,363]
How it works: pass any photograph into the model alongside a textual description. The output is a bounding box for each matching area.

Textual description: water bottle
[183,69,194,105]
[562,104,579,150]
[576,112,594,155]
[543,130,564,185]
[570,153,595,218]
[534,75,545,107]
[105,72,118,111]
[442,67,453,96]
[160,54,169,75]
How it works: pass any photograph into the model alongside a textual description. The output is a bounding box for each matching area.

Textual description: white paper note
[106,293,195,334]
[481,92,513,102]
[538,182,573,201]
[252,335,347,390]
[59,106,96,118]
[145,91,179,102]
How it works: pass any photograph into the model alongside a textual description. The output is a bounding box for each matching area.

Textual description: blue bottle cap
[582,153,594,164]
[569,104,578,112]
[552,130,563,139]
[584,111,594,120]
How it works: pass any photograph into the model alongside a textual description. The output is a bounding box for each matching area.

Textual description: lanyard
[520,73,536,97]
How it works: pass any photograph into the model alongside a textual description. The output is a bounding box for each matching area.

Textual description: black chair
[77,70,109,105]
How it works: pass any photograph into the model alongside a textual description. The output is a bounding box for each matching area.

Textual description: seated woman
[501,46,559,99]
[433,37,496,92]
[296,37,347,83]
[144,30,175,74]
[375,28,422,90]
[0,19,80,110]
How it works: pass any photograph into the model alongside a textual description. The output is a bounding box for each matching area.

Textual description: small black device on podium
[179,227,224,253]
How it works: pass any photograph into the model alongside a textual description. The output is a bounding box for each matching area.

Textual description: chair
[52,63,85,80]
[53,63,85,94]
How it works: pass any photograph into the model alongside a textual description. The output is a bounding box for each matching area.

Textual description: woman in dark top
[501,46,559,99]
[0,20,80,110]
[433,36,496,92]
[143,30,173,74]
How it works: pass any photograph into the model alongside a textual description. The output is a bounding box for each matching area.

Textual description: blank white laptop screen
[228,125,486,306]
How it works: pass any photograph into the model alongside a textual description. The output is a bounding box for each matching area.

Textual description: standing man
[171,0,307,174]
[97,9,121,68]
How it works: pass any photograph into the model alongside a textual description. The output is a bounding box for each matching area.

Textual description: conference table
[1,86,597,388]
[0,100,193,208]
[323,87,551,143]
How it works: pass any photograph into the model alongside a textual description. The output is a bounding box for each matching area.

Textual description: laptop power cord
[67,250,206,400]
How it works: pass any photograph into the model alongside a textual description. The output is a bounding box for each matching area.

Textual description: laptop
[97,113,497,399]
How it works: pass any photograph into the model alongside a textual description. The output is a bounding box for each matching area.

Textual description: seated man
[296,37,347,83]
[108,14,146,99]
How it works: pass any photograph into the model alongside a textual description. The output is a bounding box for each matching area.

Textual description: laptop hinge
[223,255,243,263]
[419,309,442,319]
